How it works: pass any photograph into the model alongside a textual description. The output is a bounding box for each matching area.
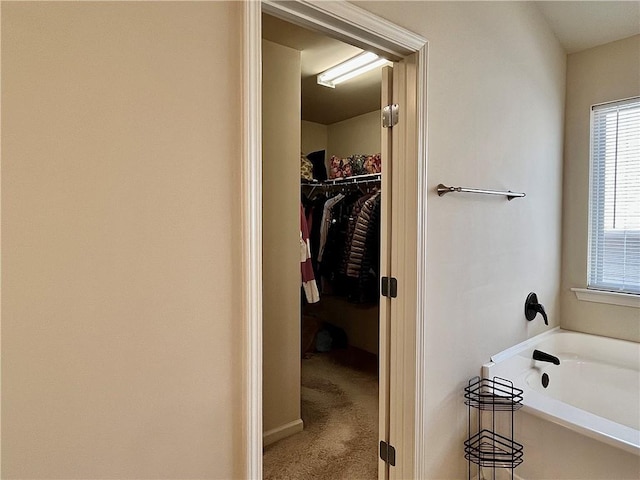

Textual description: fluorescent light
[317,52,390,88]
[319,52,378,83]
[331,58,390,85]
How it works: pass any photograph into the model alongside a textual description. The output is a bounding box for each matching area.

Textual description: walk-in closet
[262,13,390,480]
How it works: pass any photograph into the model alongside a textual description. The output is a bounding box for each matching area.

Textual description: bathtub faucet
[533,349,560,365]
[525,292,548,325]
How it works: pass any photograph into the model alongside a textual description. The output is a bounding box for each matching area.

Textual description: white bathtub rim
[521,389,640,456]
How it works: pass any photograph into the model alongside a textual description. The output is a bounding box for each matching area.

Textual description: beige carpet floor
[263,350,379,480]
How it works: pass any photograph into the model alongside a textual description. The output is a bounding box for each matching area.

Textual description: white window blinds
[589,97,640,294]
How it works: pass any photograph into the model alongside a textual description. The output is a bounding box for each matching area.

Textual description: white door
[380,54,420,480]
[378,64,393,480]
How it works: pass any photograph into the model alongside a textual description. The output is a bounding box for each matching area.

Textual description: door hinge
[382,104,399,128]
[379,440,396,466]
[381,276,398,298]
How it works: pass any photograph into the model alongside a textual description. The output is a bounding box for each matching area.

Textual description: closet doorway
[261,13,393,480]
[246,3,429,479]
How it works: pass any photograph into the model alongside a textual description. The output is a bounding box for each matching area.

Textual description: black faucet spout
[533,349,560,365]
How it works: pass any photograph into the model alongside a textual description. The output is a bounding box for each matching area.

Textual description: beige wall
[303,111,381,182]
[356,2,566,478]
[301,120,328,156]
[5,2,631,479]
[1,2,243,478]
[307,300,379,355]
[561,35,640,342]
[261,40,302,440]
[327,110,381,159]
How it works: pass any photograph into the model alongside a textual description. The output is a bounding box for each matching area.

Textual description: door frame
[241,1,429,478]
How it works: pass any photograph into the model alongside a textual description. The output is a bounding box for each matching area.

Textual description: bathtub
[483,328,640,456]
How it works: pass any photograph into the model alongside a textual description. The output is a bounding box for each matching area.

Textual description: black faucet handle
[536,303,548,325]
[525,292,548,325]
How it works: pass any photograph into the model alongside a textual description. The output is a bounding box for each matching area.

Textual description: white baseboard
[263,418,304,447]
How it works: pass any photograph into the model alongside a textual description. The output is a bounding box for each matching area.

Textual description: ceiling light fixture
[317,52,390,88]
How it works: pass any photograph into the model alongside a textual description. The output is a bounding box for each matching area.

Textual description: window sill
[571,288,640,308]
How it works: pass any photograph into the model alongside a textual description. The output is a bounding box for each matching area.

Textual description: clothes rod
[302,173,381,187]
[436,183,525,201]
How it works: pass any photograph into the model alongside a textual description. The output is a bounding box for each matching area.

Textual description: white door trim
[262,0,423,59]
[241,3,263,480]
[413,44,430,480]
[242,1,429,478]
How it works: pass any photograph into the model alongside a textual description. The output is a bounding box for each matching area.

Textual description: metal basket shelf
[465,376,523,479]
[464,376,523,411]
[464,429,524,469]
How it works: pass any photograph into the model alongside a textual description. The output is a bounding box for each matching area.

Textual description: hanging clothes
[317,193,345,262]
[311,191,380,303]
[303,194,327,281]
[346,192,380,303]
[300,204,320,303]
[346,192,380,279]
[301,171,382,305]
[319,191,360,295]
[352,193,381,303]
[339,192,374,276]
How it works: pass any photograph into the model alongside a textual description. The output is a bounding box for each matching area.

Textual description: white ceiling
[262,13,381,125]
[535,1,640,53]
[263,2,640,125]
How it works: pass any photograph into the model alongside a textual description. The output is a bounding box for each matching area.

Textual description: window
[589,97,640,294]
